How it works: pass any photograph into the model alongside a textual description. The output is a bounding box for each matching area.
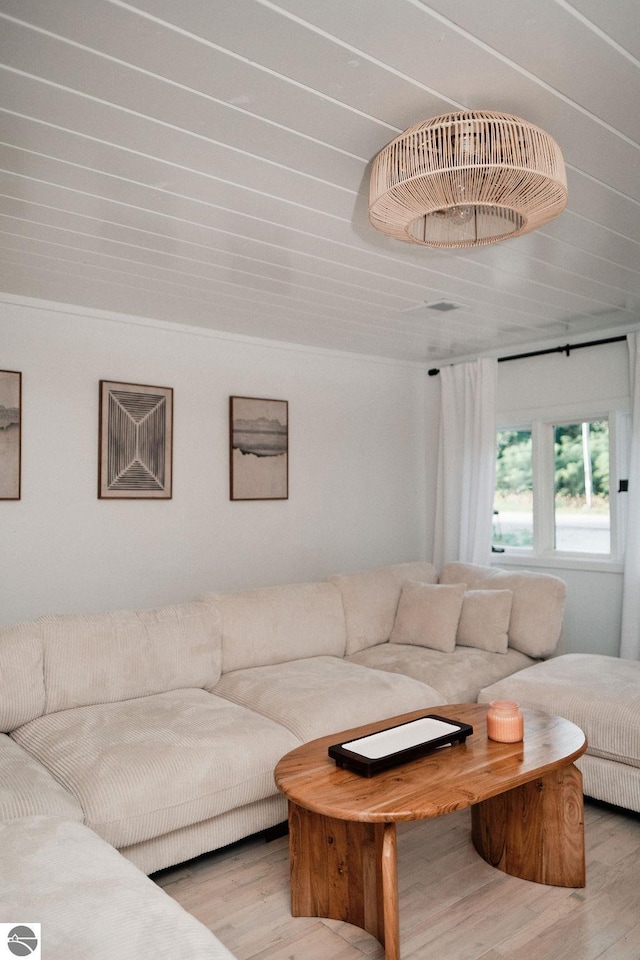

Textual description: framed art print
[0,369,21,500]
[99,380,173,499]
[230,396,288,500]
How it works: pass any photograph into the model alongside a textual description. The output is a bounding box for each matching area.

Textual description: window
[553,420,609,554]
[494,429,533,548]
[493,413,624,563]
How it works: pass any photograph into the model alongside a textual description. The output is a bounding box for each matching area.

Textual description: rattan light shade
[369,110,567,248]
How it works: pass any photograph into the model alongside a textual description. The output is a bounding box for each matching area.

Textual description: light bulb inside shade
[432,205,475,224]
[446,205,474,224]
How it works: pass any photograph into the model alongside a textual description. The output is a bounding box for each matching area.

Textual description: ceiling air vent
[425,300,462,312]
[401,300,465,316]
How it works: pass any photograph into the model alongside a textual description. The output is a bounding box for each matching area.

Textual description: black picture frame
[0,369,21,500]
[98,380,173,499]
[230,396,288,501]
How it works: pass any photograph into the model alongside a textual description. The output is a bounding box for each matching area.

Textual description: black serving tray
[328,714,473,777]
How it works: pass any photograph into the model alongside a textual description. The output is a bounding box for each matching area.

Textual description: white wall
[0,297,429,624]
[2,294,630,658]
[494,338,630,657]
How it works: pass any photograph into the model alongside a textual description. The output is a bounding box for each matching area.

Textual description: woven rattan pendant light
[369,110,567,248]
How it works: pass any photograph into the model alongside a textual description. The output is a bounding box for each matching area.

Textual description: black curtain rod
[427,334,627,376]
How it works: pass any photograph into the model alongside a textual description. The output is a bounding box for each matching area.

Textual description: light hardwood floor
[155,799,640,960]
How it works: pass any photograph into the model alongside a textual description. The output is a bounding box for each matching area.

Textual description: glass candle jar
[486,700,524,742]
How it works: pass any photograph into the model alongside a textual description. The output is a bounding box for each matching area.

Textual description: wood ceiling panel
[0,189,561,334]
[0,250,569,362]
[0,18,368,186]
[515,233,640,300]
[563,168,640,243]
[0,0,394,158]
[0,136,622,334]
[569,0,640,60]
[0,71,355,218]
[424,0,640,140]
[0,121,356,245]
[544,211,640,275]
[109,0,454,128]
[0,0,637,361]
[276,0,640,202]
[0,138,588,331]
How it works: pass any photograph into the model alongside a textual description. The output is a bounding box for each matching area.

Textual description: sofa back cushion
[329,561,438,655]
[0,622,45,731]
[439,562,566,658]
[41,602,222,713]
[204,581,347,674]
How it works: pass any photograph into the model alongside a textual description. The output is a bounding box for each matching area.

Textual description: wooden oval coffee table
[274,702,587,960]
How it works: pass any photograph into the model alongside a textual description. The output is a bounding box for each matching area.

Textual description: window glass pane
[553,420,610,553]
[494,429,533,548]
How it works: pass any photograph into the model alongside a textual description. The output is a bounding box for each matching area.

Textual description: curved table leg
[471,763,585,887]
[288,802,400,960]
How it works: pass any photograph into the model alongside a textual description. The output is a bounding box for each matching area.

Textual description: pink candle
[486,700,524,742]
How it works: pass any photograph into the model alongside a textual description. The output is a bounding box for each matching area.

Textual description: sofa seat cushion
[0,815,237,960]
[478,654,640,768]
[213,656,443,742]
[11,689,299,848]
[0,733,83,823]
[349,644,536,704]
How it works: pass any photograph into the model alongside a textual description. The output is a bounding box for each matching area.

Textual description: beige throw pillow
[389,581,466,652]
[456,589,513,654]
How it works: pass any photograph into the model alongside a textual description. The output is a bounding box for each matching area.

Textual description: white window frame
[494,406,628,573]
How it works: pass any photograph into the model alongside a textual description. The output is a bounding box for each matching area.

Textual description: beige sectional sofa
[0,559,567,958]
[0,815,237,960]
[479,653,640,814]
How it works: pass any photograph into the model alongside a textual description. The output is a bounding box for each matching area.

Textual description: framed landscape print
[0,369,21,500]
[230,396,288,500]
[99,380,173,499]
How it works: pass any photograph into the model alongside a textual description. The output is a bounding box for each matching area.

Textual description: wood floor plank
[157,800,640,960]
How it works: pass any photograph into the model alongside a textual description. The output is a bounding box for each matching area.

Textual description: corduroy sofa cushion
[38,602,222,713]
[349,644,535,704]
[329,561,439,655]
[202,581,347,673]
[0,816,238,960]
[479,654,640,768]
[439,562,566,658]
[214,655,442,742]
[0,623,45,731]
[0,734,83,823]
[11,689,299,848]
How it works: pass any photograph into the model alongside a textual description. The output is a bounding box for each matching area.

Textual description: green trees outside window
[494,420,610,554]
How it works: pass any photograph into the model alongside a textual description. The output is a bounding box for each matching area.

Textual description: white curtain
[433,357,498,570]
[620,333,640,659]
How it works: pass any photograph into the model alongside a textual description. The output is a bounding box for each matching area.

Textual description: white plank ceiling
[0,0,639,362]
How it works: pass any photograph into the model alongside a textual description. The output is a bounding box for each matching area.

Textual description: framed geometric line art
[98,380,173,499]
[0,369,21,500]
[229,396,288,501]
